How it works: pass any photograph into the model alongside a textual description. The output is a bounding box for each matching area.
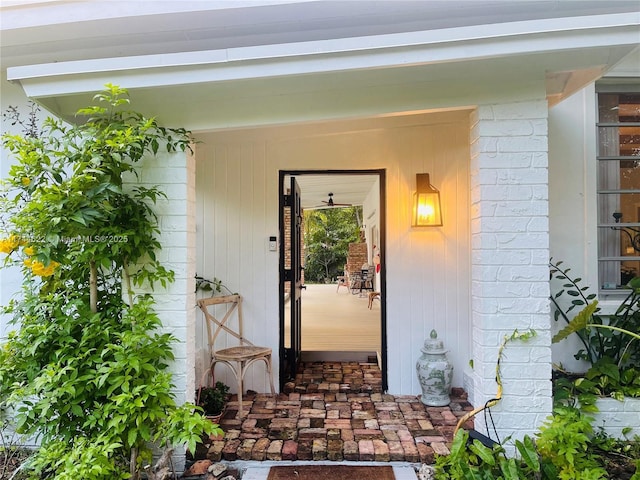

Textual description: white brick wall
[469,101,552,442]
[593,398,640,438]
[126,148,196,406]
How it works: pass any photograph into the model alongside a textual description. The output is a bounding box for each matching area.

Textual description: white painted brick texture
[593,398,640,438]
[125,149,195,405]
[469,101,552,441]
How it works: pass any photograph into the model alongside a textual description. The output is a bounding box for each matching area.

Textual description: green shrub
[536,406,607,480]
[0,86,217,480]
[550,260,640,399]
[435,407,625,480]
[435,429,540,480]
[197,381,230,416]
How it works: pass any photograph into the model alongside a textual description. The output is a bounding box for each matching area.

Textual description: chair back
[361,268,369,281]
[367,264,375,282]
[197,295,253,357]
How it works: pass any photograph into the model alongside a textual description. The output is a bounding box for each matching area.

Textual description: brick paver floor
[202,362,474,465]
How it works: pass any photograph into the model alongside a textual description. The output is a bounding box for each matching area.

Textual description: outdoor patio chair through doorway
[350,265,375,297]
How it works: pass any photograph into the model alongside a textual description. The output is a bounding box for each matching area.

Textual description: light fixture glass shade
[412,173,442,227]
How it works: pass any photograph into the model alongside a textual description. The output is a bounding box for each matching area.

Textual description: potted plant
[195,274,235,296]
[197,381,230,422]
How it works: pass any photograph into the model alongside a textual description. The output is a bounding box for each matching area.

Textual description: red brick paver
[203,362,473,463]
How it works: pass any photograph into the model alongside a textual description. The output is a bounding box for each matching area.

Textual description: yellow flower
[0,241,13,254]
[0,235,22,254]
[42,261,60,277]
[21,177,31,186]
[23,246,36,256]
[24,258,59,277]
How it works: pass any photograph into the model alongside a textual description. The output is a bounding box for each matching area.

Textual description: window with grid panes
[597,87,640,293]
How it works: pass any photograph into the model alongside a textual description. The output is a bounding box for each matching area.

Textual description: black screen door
[279,175,303,386]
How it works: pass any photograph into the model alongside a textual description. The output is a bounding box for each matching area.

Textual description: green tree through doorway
[303,206,362,283]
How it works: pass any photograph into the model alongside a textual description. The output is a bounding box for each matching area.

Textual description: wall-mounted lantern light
[412,173,442,227]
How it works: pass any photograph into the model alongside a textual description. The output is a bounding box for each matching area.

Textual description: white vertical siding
[195,138,280,393]
[194,111,471,395]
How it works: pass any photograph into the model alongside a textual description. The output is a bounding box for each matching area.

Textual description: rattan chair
[197,294,275,418]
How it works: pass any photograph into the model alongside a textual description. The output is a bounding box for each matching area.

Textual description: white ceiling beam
[8,12,639,98]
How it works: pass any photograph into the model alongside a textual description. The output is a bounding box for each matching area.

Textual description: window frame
[595,81,640,298]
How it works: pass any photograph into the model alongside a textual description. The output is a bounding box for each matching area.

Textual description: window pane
[598,126,640,157]
[598,93,640,123]
[598,160,640,191]
[598,222,640,253]
[598,193,640,228]
[599,259,640,290]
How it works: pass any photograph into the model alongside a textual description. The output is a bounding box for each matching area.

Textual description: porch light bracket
[412,173,442,227]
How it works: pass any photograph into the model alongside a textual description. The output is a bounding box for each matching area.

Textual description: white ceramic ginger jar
[416,329,453,406]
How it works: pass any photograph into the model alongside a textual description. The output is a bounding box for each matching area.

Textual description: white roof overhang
[4,5,640,131]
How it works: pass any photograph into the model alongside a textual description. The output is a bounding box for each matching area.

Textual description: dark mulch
[602,453,638,480]
[1,447,31,480]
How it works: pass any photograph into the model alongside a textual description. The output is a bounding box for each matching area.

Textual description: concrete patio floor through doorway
[195,362,474,468]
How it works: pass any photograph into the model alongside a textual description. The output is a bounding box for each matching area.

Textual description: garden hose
[454,396,501,436]
[453,330,536,437]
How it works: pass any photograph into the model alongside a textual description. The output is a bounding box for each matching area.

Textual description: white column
[469,101,552,441]
[129,148,196,405]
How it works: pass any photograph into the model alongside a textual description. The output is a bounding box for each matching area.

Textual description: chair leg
[232,356,277,418]
[265,355,276,394]
[236,362,244,418]
[202,361,214,389]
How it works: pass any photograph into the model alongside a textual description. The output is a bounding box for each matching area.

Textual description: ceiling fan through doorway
[320,192,352,208]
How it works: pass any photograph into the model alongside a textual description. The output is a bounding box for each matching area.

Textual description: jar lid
[421,329,446,354]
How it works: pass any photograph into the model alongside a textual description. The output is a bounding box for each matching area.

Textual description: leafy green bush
[435,406,634,480]
[536,406,607,480]
[435,429,541,479]
[197,381,230,416]
[0,85,217,479]
[550,260,640,399]
[550,259,640,368]
[435,316,638,480]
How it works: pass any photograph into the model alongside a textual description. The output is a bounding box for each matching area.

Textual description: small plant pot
[205,413,225,441]
[196,382,230,422]
[205,412,223,425]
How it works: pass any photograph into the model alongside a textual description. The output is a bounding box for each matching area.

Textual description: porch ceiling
[2,1,639,130]
[290,174,378,211]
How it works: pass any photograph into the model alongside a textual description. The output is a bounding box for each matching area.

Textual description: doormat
[266,465,395,480]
